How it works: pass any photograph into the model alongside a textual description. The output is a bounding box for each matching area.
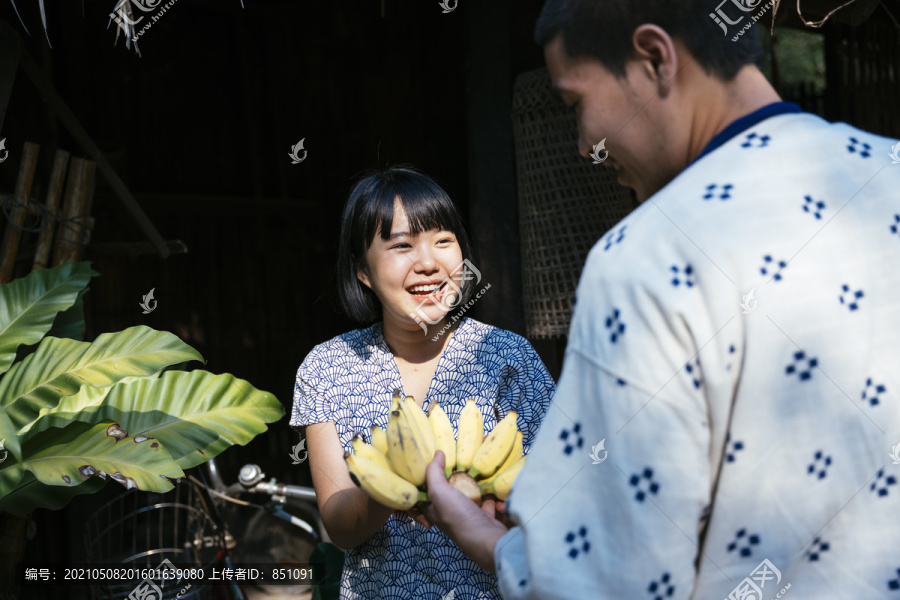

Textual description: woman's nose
[413,247,438,272]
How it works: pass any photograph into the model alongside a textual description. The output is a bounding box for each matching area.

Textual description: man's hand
[423,451,510,573]
[405,504,433,528]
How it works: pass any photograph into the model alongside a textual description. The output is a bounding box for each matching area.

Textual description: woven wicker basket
[512,67,637,339]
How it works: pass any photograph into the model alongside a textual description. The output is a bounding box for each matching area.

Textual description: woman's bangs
[399,195,456,237]
[376,178,458,240]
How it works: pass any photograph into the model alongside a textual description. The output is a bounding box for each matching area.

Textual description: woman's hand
[422,451,510,573]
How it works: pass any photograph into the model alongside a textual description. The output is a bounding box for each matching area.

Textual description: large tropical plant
[0,261,283,514]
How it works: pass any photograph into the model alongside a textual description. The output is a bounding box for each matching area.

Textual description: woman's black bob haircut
[337,165,475,324]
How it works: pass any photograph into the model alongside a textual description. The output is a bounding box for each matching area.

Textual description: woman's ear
[355,258,372,289]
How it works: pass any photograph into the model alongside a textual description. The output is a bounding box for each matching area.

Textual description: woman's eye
[391,243,411,250]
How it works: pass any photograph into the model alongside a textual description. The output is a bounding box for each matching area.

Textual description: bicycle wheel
[226,499,321,596]
[83,479,222,600]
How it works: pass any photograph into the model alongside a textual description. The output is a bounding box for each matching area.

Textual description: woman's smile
[407,280,446,297]
[407,279,460,310]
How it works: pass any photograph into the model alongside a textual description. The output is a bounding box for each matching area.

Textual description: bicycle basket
[83,478,220,600]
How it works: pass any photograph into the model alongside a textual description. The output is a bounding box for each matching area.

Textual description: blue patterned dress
[290,317,555,600]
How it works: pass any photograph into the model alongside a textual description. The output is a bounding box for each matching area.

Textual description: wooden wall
[1,0,550,489]
[0,2,542,589]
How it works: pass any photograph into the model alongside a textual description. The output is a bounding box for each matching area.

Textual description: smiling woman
[336,166,475,326]
[288,166,555,600]
[358,211,463,334]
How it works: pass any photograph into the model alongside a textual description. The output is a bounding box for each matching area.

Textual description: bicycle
[197,457,328,598]
[84,455,327,600]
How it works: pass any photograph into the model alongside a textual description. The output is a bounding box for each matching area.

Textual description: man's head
[536,0,764,81]
[537,0,773,202]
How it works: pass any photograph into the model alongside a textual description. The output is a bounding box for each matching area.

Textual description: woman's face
[357,200,465,332]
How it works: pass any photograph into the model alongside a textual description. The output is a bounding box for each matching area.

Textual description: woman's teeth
[409,283,441,295]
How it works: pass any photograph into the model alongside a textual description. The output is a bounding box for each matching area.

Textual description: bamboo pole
[31,149,70,271]
[53,158,95,266]
[53,158,94,266]
[52,158,83,268]
[17,50,170,258]
[0,141,40,284]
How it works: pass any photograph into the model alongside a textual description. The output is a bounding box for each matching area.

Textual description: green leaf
[0,326,204,434]
[0,262,97,375]
[21,370,283,470]
[0,422,104,513]
[0,408,20,470]
[24,421,183,492]
[0,466,106,515]
[46,291,87,341]
[0,422,108,513]
[0,410,19,465]
[8,292,89,371]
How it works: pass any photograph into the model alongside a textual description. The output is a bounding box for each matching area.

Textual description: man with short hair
[424,1,900,598]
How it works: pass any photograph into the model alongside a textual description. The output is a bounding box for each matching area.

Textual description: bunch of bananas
[345,391,527,511]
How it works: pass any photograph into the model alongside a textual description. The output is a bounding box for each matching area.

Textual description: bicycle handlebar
[200,459,324,554]
[230,463,318,502]
[248,480,318,502]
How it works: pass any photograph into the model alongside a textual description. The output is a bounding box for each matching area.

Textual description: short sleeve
[495,333,556,452]
[289,350,335,427]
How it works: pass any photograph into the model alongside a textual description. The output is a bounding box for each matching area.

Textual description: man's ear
[631,24,678,98]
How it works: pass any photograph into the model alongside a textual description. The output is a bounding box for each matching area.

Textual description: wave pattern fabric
[291,317,555,599]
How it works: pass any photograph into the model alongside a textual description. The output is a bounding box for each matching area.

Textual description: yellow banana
[428,400,457,477]
[469,410,519,478]
[369,425,389,456]
[478,454,526,500]
[351,435,392,471]
[386,409,428,486]
[402,395,436,460]
[474,432,522,487]
[399,407,431,485]
[455,399,484,473]
[496,430,524,474]
[345,452,422,510]
[391,390,402,412]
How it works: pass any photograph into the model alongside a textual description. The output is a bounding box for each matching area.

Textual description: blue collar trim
[691,101,803,165]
